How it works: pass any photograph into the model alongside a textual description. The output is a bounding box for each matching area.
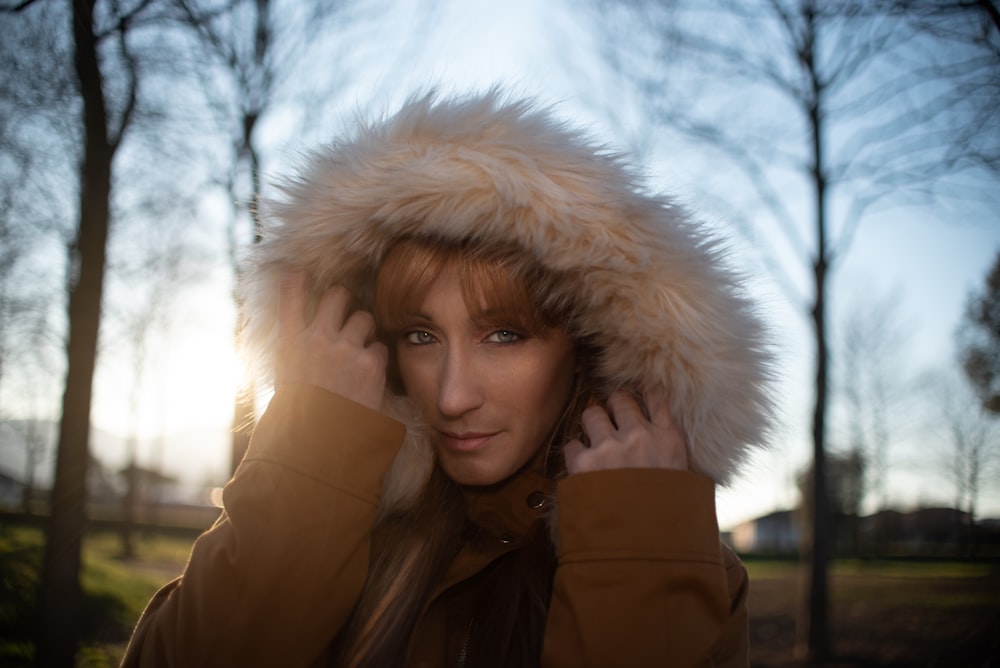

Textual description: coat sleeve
[541,469,749,668]
[120,385,406,668]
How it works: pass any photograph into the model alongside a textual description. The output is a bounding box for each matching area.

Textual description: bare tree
[1,4,92,665]
[837,289,913,514]
[891,0,1000,177]
[958,250,1000,414]
[924,368,999,551]
[0,139,32,412]
[0,153,55,425]
[587,0,999,659]
[34,0,141,662]
[796,448,865,555]
[2,323,60,514]
[0,2,71,521]
[836,290,917,557]
[18,421,53,512]
[105,217,210,557]
[169,0,399,472]
[0,0,75,420]
[0,0,202,664]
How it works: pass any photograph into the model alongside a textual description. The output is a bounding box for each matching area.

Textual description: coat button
[498,533,514,544]
[526,491,546,510]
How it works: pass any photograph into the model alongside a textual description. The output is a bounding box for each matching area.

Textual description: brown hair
[337,237,597,667]
[375,237,565,333]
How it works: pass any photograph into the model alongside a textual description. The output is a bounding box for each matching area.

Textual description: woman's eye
[405,330,436,345]
[485,329,522,344]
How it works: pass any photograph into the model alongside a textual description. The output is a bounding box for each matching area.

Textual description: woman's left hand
[563,390,688,475]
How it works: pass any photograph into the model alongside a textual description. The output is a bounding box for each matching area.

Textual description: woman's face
[394,262,576,486]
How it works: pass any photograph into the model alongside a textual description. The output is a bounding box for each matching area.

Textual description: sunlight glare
[161,332,243,431]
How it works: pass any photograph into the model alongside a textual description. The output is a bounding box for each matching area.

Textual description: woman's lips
[438,431,498,452]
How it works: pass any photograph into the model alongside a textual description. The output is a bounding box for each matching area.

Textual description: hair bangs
[374,238,561,336]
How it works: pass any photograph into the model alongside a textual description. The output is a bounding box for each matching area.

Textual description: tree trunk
[120,457,138,558]
[36,2,113,665]
[20,421,39,514]
[798,2,831,662]
[802,251,831,661]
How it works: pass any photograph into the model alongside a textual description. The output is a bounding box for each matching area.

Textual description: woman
[122,90,774,667]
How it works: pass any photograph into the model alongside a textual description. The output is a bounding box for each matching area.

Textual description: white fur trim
[240,89,775,513]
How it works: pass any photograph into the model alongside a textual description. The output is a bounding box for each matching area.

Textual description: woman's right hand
[275,272,388,412]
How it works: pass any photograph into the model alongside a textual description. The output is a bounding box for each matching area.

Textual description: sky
[2,0,998,530]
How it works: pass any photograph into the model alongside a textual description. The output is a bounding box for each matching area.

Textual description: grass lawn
[1,519,997,667]
[0,520,195,668]
[745,557,1000,667]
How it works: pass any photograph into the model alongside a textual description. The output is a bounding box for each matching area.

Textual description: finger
[314,285,352,332]
[644,389,688,465]
[278,272,308,339]
[562,439,587,473]
[643,389,674,427]
[606,390,645,427]
[580,404,616,444]
[368,340,389,366]
[340,308,377,345]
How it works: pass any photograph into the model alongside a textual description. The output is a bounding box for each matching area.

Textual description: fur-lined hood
[241,90,774,514]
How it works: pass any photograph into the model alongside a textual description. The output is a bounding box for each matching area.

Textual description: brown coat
[126,91,769,667]
[122,386,749,667]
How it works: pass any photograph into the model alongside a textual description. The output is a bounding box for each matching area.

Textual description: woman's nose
[437,346,484,417]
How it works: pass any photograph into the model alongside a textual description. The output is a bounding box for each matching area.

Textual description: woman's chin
[438,455,513,488]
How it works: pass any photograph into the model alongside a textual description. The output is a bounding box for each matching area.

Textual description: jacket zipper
[457,616,474,668]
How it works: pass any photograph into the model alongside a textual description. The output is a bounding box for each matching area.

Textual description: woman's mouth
[437,431,498,452]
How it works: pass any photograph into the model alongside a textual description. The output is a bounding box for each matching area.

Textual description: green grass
[832,557,996,578]
[0,521,194,668]
[742,558,801,579]
[743,555,997,580]
[742,556,1000,627]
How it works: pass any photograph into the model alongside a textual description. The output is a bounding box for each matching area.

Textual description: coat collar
[426,466,555,605]
[462,467,555,546]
